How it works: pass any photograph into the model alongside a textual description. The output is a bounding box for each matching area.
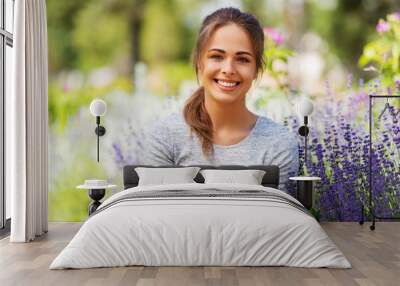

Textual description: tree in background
[47,0,146,76]
[140,0,184,65]
[71,2,130,73]
[305,0,399,75]
[242,0,269,25]
[47,1,86,72]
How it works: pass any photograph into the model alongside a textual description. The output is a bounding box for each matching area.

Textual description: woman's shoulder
[149,112,187,134]
[255,115,288,132]
[254,116,298,142]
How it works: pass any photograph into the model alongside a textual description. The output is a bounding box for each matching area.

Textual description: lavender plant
[285,79,400,221]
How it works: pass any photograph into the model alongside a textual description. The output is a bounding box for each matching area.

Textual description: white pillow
[135,167,200,186]
[200,169,266,185]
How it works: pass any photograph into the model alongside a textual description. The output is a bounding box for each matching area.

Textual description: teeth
[217,80,237,87]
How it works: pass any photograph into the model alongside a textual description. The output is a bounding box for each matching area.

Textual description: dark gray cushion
[123,165,279,189]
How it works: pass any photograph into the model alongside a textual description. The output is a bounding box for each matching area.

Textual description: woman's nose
[221,59,236,75]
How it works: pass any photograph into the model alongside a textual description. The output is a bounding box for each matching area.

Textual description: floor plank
[0,222,399,286]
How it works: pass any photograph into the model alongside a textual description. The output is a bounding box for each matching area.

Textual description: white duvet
[50,183,351,269]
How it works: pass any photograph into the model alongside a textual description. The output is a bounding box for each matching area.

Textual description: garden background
[47,0,400,222]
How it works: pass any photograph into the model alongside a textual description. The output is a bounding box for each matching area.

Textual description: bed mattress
[50,183,351,269]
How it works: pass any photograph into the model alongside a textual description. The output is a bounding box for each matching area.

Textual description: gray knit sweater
[138,113,299,192]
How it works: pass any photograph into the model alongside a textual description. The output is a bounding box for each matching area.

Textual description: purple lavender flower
[112,143,125,168]
[395,80,400,93]
[347,73,353,89]
[286,78,400,221]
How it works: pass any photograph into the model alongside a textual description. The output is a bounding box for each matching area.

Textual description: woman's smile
[214,79,241,91]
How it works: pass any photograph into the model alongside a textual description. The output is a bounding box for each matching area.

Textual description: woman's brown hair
[183,7,265,157]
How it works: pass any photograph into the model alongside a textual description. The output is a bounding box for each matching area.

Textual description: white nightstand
[77,180,117,215]
[289,176,321,210]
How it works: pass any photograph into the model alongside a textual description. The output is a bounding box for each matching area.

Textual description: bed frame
[123,165,280,189]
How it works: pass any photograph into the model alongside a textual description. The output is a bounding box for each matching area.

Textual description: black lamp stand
[95,116,106,162]
[88,189,106,215]
[298,116,309,171]
[296,180,314,209]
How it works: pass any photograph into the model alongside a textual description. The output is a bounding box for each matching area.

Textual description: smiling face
[198,24,258,105]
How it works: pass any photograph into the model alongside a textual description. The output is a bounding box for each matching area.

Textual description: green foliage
[48,159,108,222]
[264,46,294,69]
[48,77,132,132]
[71,2,130,71]
[263,28,294,92]
[265,47,294,71]
[46,1,87,71]
[48,187,89,222]
[359,13,400,85]
[140,0,184,65]
[242,0,269,25]
[310,208,320,222]
[153,62,195,94]
[305,0,395,74]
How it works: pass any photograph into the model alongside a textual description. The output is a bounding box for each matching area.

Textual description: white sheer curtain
[9,0,48,242]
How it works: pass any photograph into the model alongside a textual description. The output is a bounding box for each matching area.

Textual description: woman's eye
[210,54,223,60]
[237,57,250,63]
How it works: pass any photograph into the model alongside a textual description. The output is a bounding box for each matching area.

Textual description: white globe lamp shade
[297,98,314,117]
[90,99,107,116]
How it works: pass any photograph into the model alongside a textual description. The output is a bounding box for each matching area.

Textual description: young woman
[139,7,299,192]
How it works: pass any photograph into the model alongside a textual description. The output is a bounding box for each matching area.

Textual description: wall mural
[47,1,400,222]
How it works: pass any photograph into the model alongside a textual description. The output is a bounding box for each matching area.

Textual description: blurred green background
[47,0,400,221]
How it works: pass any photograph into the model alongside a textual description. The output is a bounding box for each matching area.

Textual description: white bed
[50,183,351,269]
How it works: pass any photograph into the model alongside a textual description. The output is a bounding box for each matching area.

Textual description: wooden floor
[0,222,399,286]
